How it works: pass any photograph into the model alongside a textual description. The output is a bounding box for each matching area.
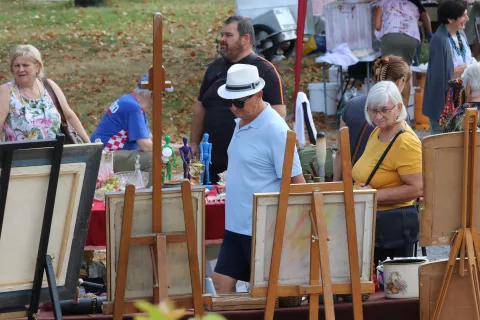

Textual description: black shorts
[213,230,252,282]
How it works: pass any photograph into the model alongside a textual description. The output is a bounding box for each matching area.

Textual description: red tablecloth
[85,188,226,247]
[85,200,107,247]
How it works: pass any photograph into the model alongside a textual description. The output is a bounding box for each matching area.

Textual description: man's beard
[220,40,243,61]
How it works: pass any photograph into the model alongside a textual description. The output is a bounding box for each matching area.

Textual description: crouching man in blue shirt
[212,64,305,293]
[91,74,153,185]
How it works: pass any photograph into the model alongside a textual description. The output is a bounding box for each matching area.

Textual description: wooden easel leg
[264,131,297,320]
[431,228,464,320]
[465,229,480,319]
[181,180,204,316]
[113,185,136,320]
[45,255,62,320]
[338,128,363,320]
[309,202,320,320]
[312,192,335,320]
[471,228,480,268]
[155,234,169,302]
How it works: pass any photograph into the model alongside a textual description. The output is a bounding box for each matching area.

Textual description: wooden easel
[103,13,207,318]
[431,108,480,320]
[105,180,205,318]
[263,128,364,320]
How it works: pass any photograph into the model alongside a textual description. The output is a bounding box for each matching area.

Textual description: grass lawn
[0,0,330,143]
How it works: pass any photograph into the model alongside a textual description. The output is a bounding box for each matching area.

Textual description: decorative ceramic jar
[383,258,427,299]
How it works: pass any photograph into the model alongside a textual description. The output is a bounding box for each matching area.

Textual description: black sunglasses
[230,95,253,108]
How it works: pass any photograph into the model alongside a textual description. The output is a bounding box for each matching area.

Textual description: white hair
[364,81,408,126]
[133,87,152,97]
[462,62,480,93]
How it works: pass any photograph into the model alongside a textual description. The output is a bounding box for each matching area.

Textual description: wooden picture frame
[0,144,102,307]
[421,132,480,246]
[250,190,376,296]
[106,187,205,300]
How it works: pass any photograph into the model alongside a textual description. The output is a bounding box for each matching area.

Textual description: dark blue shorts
[214,230,252,282]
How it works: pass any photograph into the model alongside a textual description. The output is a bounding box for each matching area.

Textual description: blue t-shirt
[91,93,150,150]
[225,104,303,236]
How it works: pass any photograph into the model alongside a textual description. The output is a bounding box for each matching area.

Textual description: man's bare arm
[189,100,205,157]
[271,104,286,119]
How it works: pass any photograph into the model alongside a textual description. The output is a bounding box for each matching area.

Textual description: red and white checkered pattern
[105,130,128,151]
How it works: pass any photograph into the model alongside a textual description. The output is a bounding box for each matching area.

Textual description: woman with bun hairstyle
[333,56,411,181]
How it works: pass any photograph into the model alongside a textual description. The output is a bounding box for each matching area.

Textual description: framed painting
[421,132,480,246]
[250,190,376,295]
[106,187,205,300]
[0,143,102,307]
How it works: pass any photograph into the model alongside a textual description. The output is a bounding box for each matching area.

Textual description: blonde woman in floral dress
[0,44,89,142]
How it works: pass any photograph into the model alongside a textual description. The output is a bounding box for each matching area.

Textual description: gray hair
[462,62,480,93]
[364,81,408,126]
[133,87,152,97]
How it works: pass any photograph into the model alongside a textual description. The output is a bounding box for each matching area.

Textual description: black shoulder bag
[364,129,405,186]
[43,78,84,144]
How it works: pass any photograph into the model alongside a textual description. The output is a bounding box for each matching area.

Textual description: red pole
[293,0,307,121]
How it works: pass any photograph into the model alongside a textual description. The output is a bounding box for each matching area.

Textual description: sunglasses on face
[230,95,253,108]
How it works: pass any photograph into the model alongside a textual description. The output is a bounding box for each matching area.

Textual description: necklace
[14,79,47,118]
[16,79,43,102]
[448,31,466,63]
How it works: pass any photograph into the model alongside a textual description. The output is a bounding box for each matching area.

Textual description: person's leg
[429,118,443,134]
[213,230,250,293]
[211,272,237,293]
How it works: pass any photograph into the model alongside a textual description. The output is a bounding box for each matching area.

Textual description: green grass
[0,0,327,142]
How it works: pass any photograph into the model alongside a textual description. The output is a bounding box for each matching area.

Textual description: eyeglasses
[366,105,396,117]
[230,95,253,108]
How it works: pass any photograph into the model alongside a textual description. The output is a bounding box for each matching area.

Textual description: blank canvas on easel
[0,164,84,292]
[421,132,480,246]
[0,144,102,308]
[106,187,205,300]
[250,190,376,293]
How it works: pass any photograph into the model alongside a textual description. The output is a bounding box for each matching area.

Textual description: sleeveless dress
[1,80,61,142]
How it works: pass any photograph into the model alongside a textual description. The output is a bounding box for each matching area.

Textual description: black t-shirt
[341,95,373,164]
[198,53,286,182]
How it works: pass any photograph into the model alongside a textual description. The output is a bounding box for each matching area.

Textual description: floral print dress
[1,80,61,142]
[443,102,480,132]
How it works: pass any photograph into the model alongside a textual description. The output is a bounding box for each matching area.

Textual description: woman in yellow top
[353,81,423,264]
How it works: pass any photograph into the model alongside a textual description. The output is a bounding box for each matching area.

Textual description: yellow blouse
[352,123,422,211]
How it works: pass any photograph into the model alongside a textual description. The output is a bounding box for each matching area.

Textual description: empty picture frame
[250,190,376,295]
[0,143,102,307]
[106,187,205,300]
[421,132,480,246]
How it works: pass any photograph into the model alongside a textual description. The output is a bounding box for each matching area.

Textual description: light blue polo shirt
[225,104,303,236]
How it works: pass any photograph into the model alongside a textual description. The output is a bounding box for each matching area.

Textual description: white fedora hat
[217,64,265,100]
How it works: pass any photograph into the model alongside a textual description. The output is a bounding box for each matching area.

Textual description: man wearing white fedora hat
[189,16,286,185]
[211,64,305,293]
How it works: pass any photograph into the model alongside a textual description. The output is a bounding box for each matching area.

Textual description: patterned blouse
[1,80,61,142]
[443,102,480,132]
[379,0,421,42]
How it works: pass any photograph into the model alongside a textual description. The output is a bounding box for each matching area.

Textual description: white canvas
[106,188,205,300]
[252,190,375,288]
[0,163,86,292]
